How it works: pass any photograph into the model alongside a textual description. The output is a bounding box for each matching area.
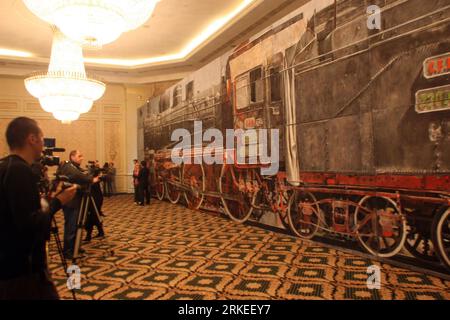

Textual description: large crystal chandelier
[25,29,105,124]
[23,0,158,47]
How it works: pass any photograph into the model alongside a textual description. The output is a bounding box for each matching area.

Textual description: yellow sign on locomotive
[415,84,450,114]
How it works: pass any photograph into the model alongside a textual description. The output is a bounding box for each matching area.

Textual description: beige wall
[0,75,175,193]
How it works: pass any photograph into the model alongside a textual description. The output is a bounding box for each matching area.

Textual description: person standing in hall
[0,117,77,299]
[57,150,101,259]
[147,152,156,201]
[138,161,150,206]
[132,159,140,204]
[102,162,112,197]
[109,162,116,195]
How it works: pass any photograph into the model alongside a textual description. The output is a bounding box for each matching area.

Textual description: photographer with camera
[0,117,77,300]
[57,150,100,259]
[84,160,105,242]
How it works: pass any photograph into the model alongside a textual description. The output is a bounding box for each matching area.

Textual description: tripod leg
[88,196,114,257]
[51,217,77,300]
[73,195,89,261]
[89,195,102,223]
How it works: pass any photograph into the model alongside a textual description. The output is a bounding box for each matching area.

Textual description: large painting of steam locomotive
[138,0,450,271]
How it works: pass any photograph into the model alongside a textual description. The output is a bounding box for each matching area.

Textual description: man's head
[70,150,84,166]
[6,117,43,161]
[141,161,147,168]
[133,159,138,165]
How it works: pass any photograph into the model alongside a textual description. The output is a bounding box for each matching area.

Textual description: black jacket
[138,167,149,187]
[57,161,93,209]
[0,155,61,280]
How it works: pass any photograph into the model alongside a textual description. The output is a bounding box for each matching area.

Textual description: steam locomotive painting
[138,0,450,270]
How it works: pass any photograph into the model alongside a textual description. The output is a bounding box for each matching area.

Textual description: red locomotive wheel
[182,163,205,210]
[166,167,182,204]
[287,190,320,239]
[219,164,255,223]
[277,189,294,229]
[404,216,439,263]
[154,172,165,201]
[431,207,450,270]
[404,232,439,263]
[354,196,406,258]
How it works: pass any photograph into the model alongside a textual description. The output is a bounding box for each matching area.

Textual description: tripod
[50,216,77,300]
[73,185,103,262]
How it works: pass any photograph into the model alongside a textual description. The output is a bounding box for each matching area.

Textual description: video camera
[86,161,107,178]
[33,138,66,195]
[41,138,65,167]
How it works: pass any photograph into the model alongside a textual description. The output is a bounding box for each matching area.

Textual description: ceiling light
[24,29,105,124]
[0,48,34,58]
[22,0,159,47]
[84,0,258,67]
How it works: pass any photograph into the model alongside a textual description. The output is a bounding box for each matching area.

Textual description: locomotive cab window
[159,93,170,113]
[235,74,250,110]
[250,68,264,103]
[173,85,182,107]
[186,81,194,101]
[235,67,264,110]
[269,67,282,103]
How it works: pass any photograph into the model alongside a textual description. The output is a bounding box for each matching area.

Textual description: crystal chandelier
[23,0,158,47]
[25,29,105,124]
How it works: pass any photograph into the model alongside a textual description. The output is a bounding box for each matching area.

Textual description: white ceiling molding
[0,0,310,83]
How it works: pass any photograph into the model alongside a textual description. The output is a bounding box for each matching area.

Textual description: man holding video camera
[0,117,77,300]
[84,160,105,241]
[57,150,100,259]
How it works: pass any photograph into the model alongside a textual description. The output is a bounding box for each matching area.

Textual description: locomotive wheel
[354,196,406,258]
[287,190,320,239]
[154,172,165,201]
[278,189,294,229]
[404,217,439,263]
[166,167,182,204]
[182,163,205,210]
[431,207,450,270]
[219,164,255,223]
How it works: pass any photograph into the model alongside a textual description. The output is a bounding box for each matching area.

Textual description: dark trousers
[92,187,103,214]
[86,188,105,237]
[134,184,139,203]
[107,181,113,195]
[102,180,113,197]
[0,270,59,300]
[138,184,151,204]
[85,210,104,237]
[63,206,79,255]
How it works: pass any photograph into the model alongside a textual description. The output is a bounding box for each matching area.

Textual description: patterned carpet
[48,195,450,300]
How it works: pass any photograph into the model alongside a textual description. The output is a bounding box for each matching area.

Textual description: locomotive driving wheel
[219,164,255,223]
[431,207,450,270]
[154,170,165,201]
[277,189,294,229]
[354,196,406,258]
[287,190,320,239]
[166,167,182,204]
[404,215,439,263]
[182,163,205,210]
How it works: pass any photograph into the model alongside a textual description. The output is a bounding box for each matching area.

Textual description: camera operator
[57,150,100,259]
[84,161,105,241]
[0,117,77,300]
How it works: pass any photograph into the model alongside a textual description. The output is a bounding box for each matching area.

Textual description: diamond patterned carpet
[48,195,450,300]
